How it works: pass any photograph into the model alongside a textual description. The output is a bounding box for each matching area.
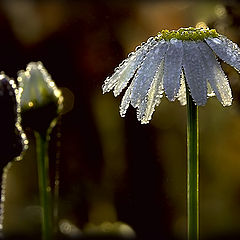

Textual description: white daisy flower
[102,27,240,124]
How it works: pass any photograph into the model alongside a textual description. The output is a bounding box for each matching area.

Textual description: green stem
[53,148,60,234]
[186,90,199,240]
[35,131,52,240]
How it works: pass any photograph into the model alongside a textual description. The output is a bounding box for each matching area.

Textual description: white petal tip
[179,102,187,106]
[166,95,176,102]
[102,85,108,94]
[222,103,232,107]
[113,90,120,97]
[102,89,110,95]
[120,112,126,118]
[221,100,232,107]
[196,102,207,106]
[140,121,149,124]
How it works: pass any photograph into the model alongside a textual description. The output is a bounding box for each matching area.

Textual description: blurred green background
[1,0,240,239]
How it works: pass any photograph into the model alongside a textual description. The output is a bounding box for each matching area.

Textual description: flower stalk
[18,62,63,239]
[35,131,52,240]
[186,88,199,240]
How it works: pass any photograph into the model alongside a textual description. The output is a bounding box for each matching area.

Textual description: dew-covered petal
[119,82,133,117]
[205,36,240,72]
[176,67,212,106]
[207,82,215,97]
[102,37,157,95]
[131,40,168,108]
[137,60,164,124]
[182,41,207,105]
[163,39,183,101]
[197,41,232,106]
[102,58,132,94]
[177,72,187,105]
[113,39,158,97]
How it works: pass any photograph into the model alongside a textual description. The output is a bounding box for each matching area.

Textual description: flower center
[156,27,219,41]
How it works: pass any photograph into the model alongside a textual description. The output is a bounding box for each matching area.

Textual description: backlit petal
[131,40,168,108]
[205,36,240,72]
[177,72,187,105]
[119,82,133,117]
[197,41,232,106]
[102,37,157,95]
[137,60,164,124]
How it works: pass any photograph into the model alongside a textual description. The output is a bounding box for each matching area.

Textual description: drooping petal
[119,82,133,117]
[137,60,164,124]
[176,70,211,105]
[205,36,240,72]
[163,39,183,101]
[197,41,232,106]
[102,37,157,95]
[112,55,137,97]
[207,82,215,97]
[130,40,168,108]
[182,41,207,105]
[177,71,187,105]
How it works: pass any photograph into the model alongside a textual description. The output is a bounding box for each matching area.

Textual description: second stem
[35,131,52,240]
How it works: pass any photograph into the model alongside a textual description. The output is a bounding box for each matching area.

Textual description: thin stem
[52,117,62,234]
[186,89,199,240]
[0,162,12,238]
[35,131,52,240]
[53,141,60,234]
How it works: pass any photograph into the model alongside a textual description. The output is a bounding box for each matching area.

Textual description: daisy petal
[131,40,168,108]
[207,82,215,97]
[119,82,133,117]
[197,41,232,106]
[205,36,240,72]
[177,72,187,105]
[182,41,207,105]
[163,39,183,101]
[102,37,157,95]
[137,60,164,124]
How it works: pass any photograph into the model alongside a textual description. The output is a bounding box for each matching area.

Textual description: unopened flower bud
[18,62,63,134]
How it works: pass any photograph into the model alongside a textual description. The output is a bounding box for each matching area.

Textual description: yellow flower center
[156,27,219,41]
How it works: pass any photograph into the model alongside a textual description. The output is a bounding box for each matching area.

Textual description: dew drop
[147,37,154,43]
[127,52,134,58]
[135,46,141,51]
[211,37,222,45]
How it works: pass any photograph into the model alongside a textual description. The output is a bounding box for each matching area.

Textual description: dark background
[1,1,240,239]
